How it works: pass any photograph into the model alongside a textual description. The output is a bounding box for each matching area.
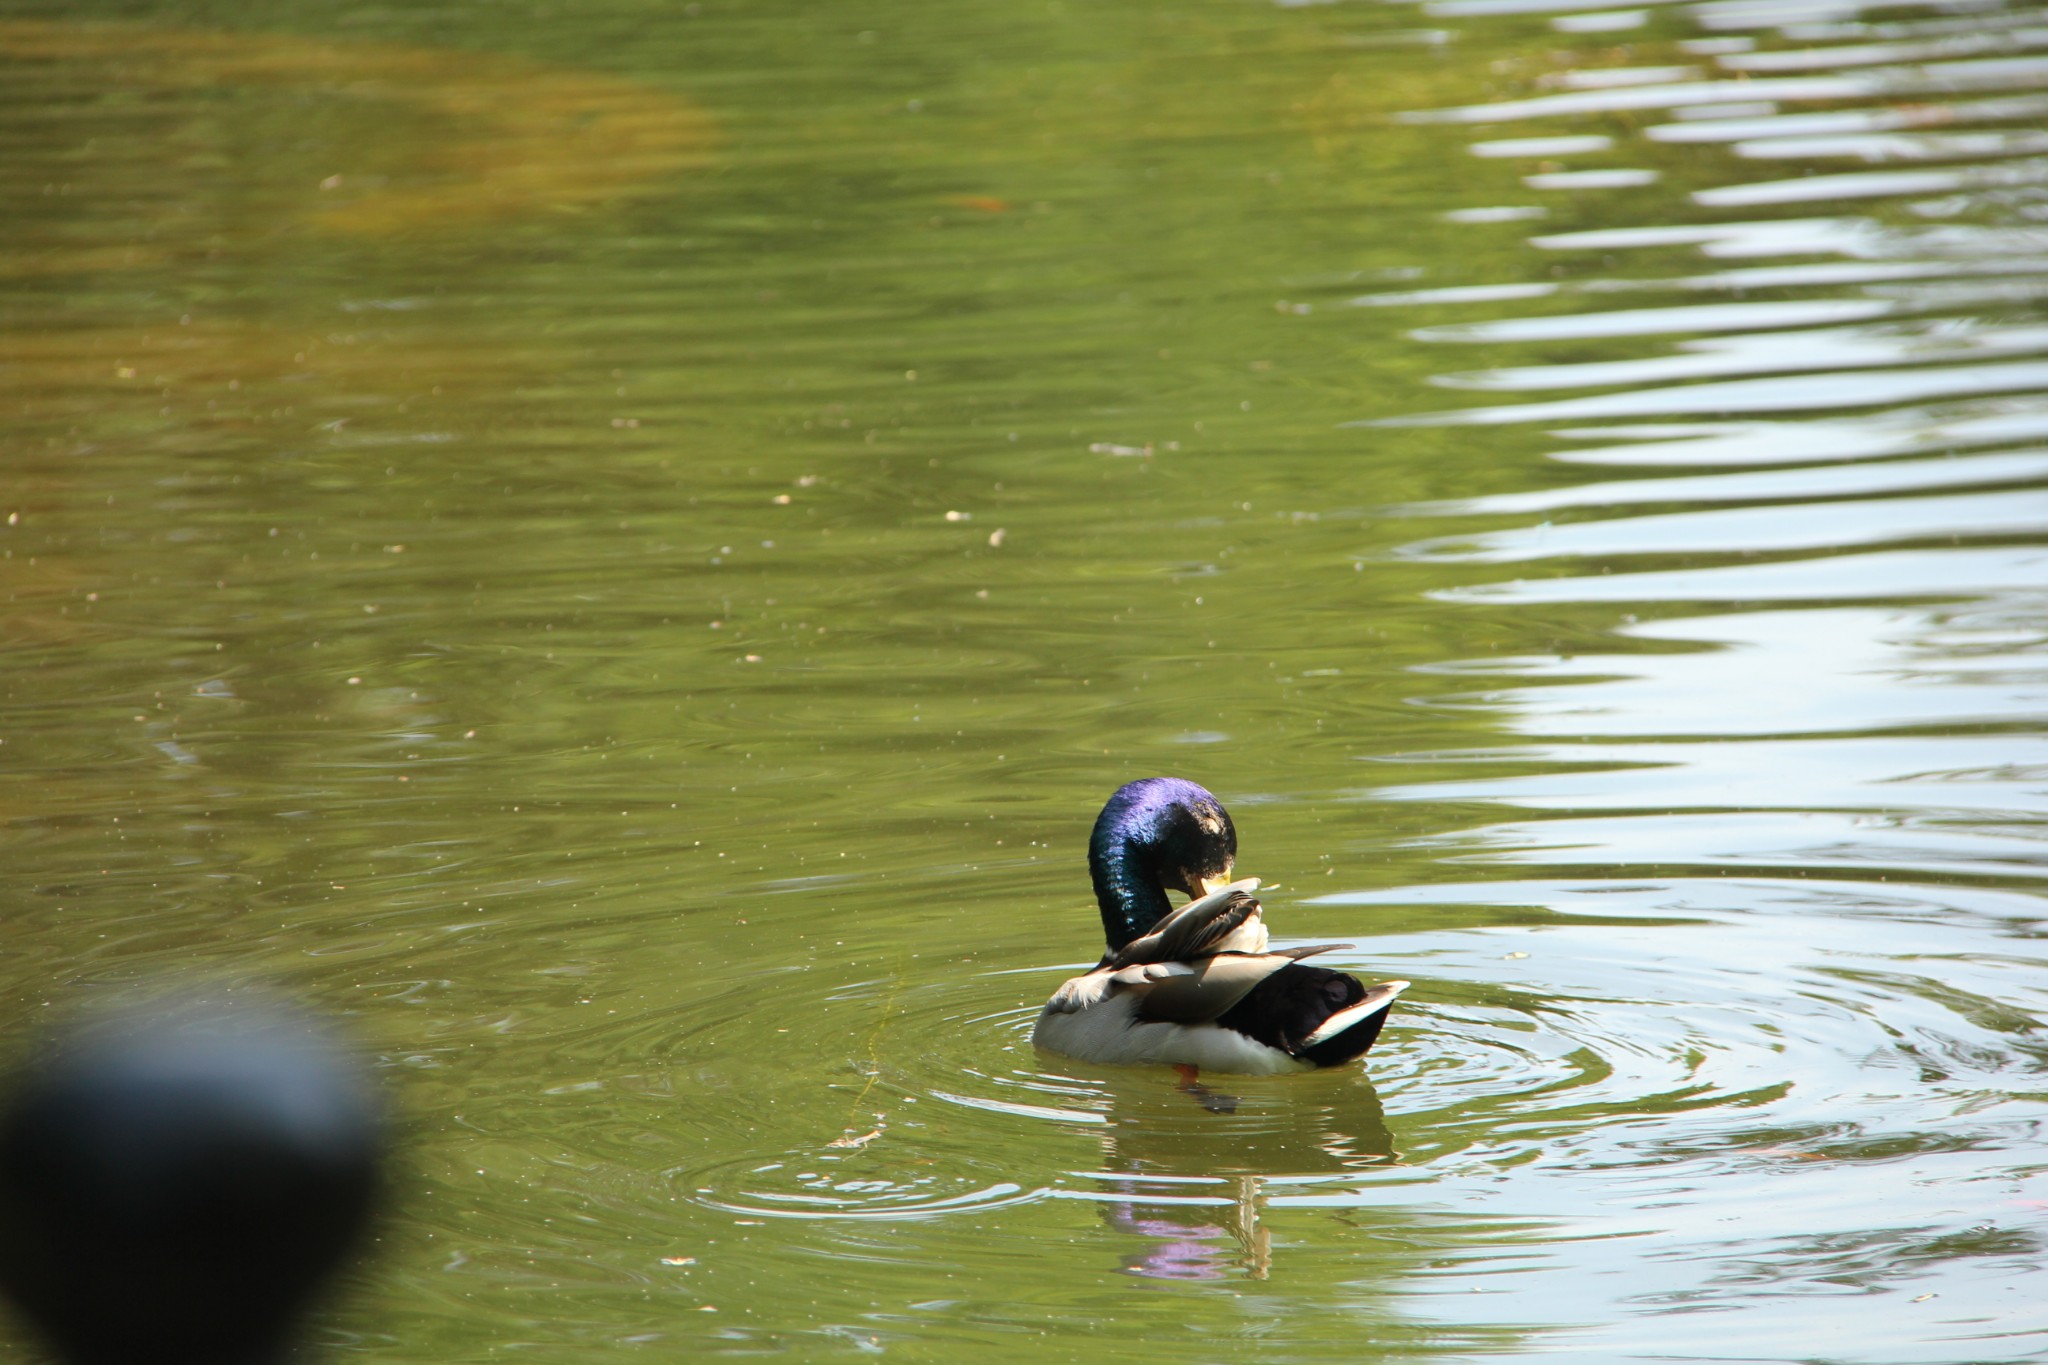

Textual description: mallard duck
[1031,777,1407,1075]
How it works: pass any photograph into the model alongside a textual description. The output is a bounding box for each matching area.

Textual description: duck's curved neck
[1089,842,1174,952]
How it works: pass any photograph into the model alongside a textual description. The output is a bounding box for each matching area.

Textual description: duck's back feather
[1131,947,1345,1025]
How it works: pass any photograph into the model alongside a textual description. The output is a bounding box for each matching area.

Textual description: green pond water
[5,0,2048,1360]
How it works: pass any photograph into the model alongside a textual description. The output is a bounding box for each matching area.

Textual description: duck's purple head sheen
[1088,777,1238,951]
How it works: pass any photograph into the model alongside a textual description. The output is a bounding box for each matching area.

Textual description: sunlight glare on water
[1,0,2045,1362]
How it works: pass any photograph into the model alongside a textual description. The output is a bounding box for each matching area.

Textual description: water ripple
[1364,10,2048,1348]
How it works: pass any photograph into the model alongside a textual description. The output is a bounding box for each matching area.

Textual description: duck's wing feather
[1109,878,1264,968]
[1044,941,1337,1020]
[1044,960,1195,1015]
[1131,945,1353,1026]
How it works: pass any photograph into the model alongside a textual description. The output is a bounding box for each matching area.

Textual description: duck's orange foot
[1172,1063,1238,1114]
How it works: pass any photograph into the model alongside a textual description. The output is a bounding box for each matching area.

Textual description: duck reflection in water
[1082,1070,1397,1281]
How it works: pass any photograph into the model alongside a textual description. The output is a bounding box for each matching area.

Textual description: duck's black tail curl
[1213,964,1401,1068]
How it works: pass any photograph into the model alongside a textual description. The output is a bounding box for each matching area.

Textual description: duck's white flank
[1030,966,1408,1074]
[1031,994,1316,1074]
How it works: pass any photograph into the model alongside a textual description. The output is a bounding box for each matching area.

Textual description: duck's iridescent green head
[1088,777,1238,951]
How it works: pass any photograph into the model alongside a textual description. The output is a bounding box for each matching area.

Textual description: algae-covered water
[4,0,2048,1360]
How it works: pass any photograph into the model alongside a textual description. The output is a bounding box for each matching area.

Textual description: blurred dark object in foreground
[0,1002,385,1365]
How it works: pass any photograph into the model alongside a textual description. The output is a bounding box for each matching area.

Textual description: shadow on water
[0,20,714,254]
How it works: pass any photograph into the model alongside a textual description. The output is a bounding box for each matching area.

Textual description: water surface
[3,1,2046,1361]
